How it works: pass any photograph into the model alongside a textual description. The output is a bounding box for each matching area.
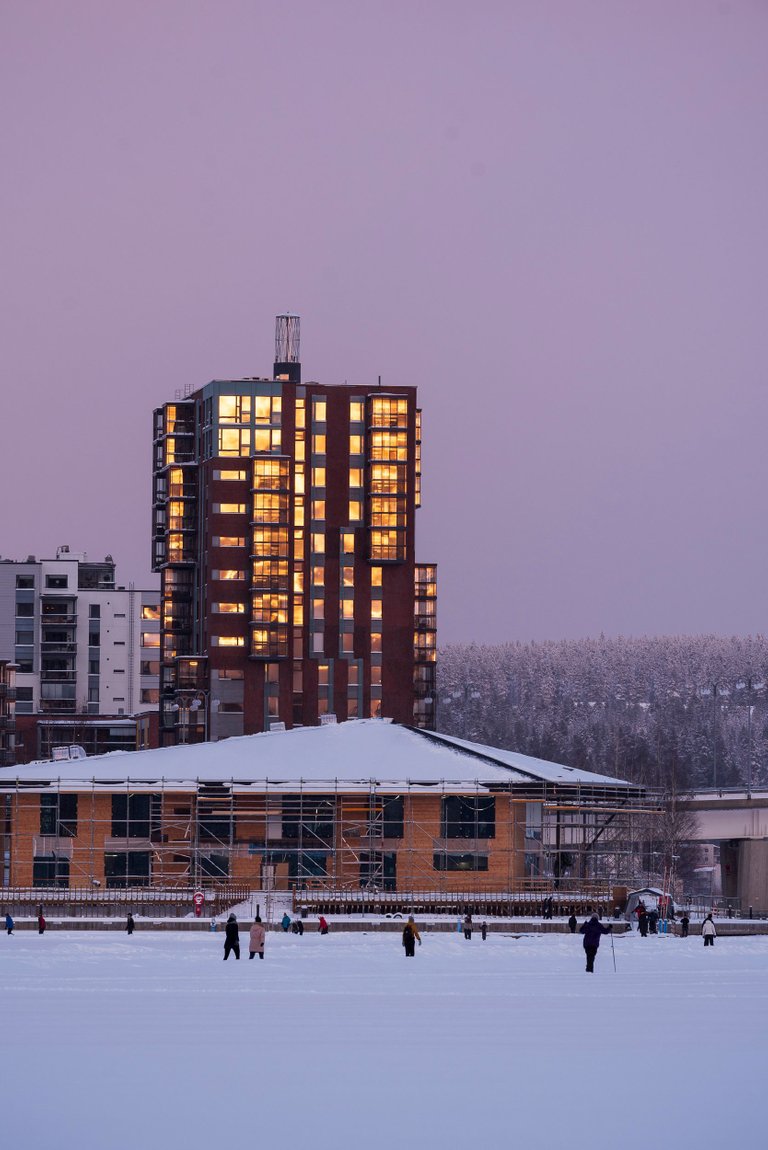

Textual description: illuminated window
[295,439,305,462]
[370,431,407,461]
[348,663,359,685]
[212,636,245,648]
[312,598,325,620]
[341,600,354,620]
[213,503,247,515]
[252,528,289,557]
[349,435,364,455]
[253,493,289,523]
[372,600,383,621]
[252,560,288,585]
[295,400,306,429]
[370,463,406,493]
[312,500,326,521]
[349,467,363,488]
[342,533,355,555]
[293,602,304,626]
[141,632,161,648]
[341,632,354,653]
[213,468,248,481]
[348,500,362,522]
[370,530,404,562]
[312,533,325,554]
[294,572,304,594]
[318,663,330,686]
[342,566,354,588]
[350,401,364,422]
[252,458,289,489]
[213,569,246,581]
[295,504,305,527]
[371,567,383,589]
[218,428,251,456]
[312,565,325,586]
[371,634,382,653]
[313,399,327,423]
[255,428,281,453]
[252,594,288,623]
[213,536,246,548]
[370,396,408,428]
[312,466,326,487]
[312,434,326,455]
[371,665,382,686]
[218,395,251,424]
[141,605,160,620]
[213,603,246,614]
[254,395,272,423]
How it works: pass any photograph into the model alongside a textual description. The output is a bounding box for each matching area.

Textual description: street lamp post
[174,690,209,744]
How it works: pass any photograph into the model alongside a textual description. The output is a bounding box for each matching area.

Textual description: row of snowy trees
[437,635,768,790]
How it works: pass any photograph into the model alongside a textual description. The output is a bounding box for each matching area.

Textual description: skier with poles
[578,913,613,973]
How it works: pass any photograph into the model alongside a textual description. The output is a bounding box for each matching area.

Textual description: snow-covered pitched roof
[1,719,637,791]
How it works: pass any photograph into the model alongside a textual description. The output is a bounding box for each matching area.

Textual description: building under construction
[0,719,656,916]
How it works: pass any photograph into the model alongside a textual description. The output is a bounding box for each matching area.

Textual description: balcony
[0,684,17,701]
[40,612,78,625]
[40,642,77,655]
[40,669,77,683]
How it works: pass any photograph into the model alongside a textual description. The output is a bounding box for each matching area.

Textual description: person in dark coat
[402,916,421,957]
[543,896,554,920]
[568,913,578,934]
[126,913,135,936]
[281,912,291,932]
[638,909,649,937]
[481,921,487,941]
[648,909,659,934]
[223,913,240,960]
[38,913,46,935]
[579,913,612,973]
[5,913,13,935]
[680,914,690,939]
[463,913,472,940]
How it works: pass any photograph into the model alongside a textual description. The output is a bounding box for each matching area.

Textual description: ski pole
[610,929,616,972]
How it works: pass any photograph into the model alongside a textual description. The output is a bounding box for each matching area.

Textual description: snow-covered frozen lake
[2,926,765,1149]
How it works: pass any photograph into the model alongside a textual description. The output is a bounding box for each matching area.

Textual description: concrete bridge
[688,789,768,914]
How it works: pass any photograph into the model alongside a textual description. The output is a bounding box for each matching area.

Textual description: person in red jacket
[38,913,46,935]
[318,915,329,935]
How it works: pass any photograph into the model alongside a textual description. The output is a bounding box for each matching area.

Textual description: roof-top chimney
[274,313,301,383]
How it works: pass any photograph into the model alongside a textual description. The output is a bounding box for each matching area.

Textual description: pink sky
[1,1,767,644]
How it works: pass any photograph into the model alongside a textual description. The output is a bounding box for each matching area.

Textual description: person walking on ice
[223,913,240,960]
[126,913,135,936]
[579,912,612,973]
[249,915,266,960]
[702,913,717,947]
[402,916,421,957]
[37,912,46,935]
[5,912,14,935]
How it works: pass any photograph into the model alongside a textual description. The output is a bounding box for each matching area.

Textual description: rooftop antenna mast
[274,313,301,383]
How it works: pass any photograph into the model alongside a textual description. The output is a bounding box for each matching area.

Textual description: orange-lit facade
[152,339,436,743]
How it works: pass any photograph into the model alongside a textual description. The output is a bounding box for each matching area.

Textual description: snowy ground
[2,927,766,1149]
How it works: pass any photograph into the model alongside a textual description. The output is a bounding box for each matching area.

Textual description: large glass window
[218,395,252,424]
[282,796,334,845]
[33,855,70,887]
[111,794,159,839]
[104,851,151,888]
[40,793,78,837]
[441,796,496,839]
[433,853,489,872]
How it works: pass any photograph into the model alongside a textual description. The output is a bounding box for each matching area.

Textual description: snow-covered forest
[438,636,768,790]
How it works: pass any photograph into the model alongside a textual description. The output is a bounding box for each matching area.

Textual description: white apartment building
[0,547,159,724]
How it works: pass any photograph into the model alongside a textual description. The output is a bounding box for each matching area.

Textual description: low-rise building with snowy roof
[0,719,653,913]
